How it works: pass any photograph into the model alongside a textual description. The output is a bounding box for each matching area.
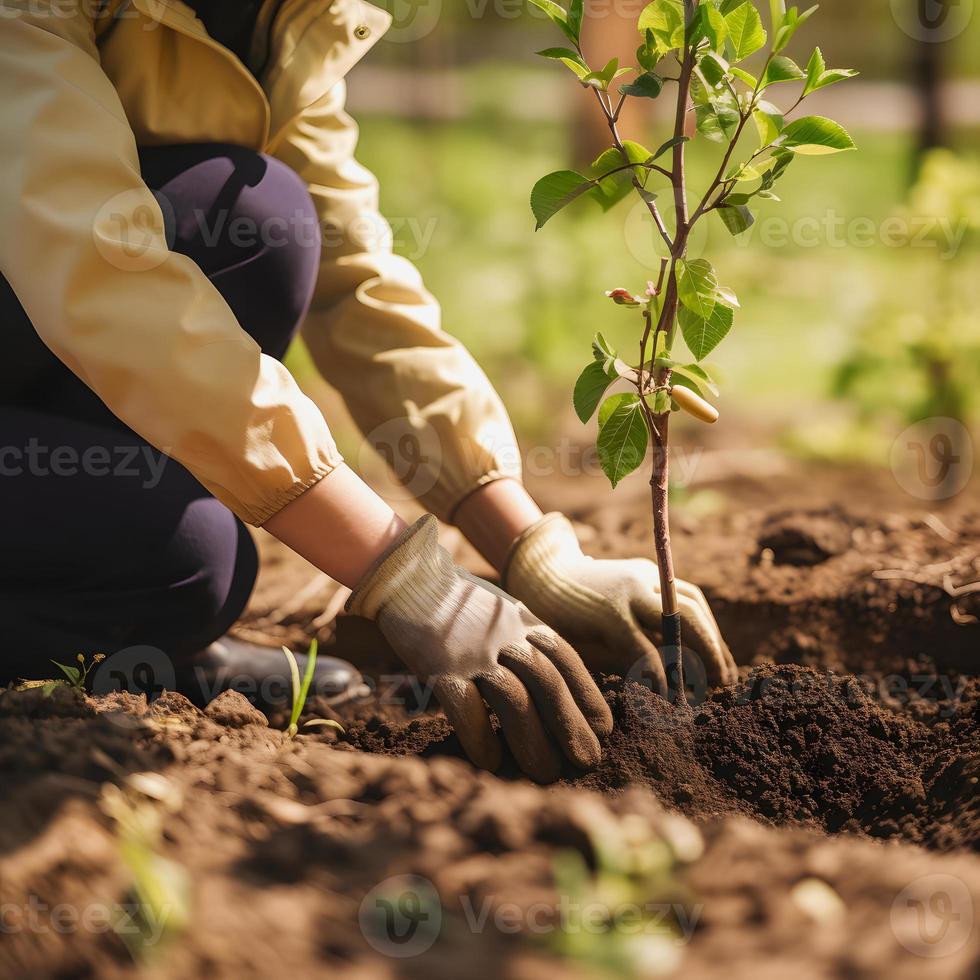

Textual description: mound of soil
[335,663,979,852]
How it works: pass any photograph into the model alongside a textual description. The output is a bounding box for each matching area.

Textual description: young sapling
[527,0,857,701]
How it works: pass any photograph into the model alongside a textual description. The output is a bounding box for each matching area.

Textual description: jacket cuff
[346,514,456,621]
[249,456,343,527]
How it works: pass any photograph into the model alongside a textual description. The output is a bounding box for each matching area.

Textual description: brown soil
[2,479,980,978]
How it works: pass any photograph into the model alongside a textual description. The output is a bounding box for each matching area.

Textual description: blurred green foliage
[833,149,980,430]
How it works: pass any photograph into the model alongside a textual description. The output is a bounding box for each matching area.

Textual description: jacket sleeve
[270,81,523,523]
[0,3,344,526]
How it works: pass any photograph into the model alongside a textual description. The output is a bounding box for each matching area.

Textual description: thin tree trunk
[912,1,946,176]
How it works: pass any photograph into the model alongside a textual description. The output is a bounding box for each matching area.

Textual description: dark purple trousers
[0,144,322,681]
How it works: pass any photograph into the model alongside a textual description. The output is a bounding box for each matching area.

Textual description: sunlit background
[287,0,980,512]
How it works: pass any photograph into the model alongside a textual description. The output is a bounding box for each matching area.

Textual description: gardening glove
[502,513,738,695]
[346,515,613,783]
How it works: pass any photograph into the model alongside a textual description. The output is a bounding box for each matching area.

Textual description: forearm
[453,479,543,573]
[263,464,407,588]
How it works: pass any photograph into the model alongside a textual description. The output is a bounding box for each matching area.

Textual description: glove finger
[432,676,502,773]
[635,597,734,688]
[675,591,737,686]
[676,582,731,643]
[675,585,738,685]
[499,644,602,770]
[527,630,613,738]
[476,668,563,784]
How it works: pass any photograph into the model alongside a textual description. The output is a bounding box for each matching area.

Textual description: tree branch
[592,87,675,251]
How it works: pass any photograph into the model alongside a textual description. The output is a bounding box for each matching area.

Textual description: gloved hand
[502,513,737,695]
[346,515,613,783]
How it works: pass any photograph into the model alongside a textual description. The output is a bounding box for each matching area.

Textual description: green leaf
[531,170,594,229]
[725,3,767,61]
[590,150,632,210]
[699,49,731,86]
[689,2,729,50]
[650,135,688,161]
[730,66,758,87]
[777,115,856,155]
[527,0,578,43]
[769,0,786,31]
[726,161,762,181]
[673,362,720,396]
[303,718,346,734]
[590,141,653,210]
[803,48,859,95]
[815,67,859,90]
[574,361,616,423]
[715,283,740,308]
[696,95,741,142]
[620,71,664,99]
[568,0,584,41]
[637,29,661,70]
[280,645,301,733]
[773,4,818,52]
[583,56,620,91]
[289,638,318,732]
[761,54,805,87]
[677,258,718,320]
[805,45,826,88]
[51,660,81,686]
[592,331,617,365]
[717,203,755,235]
[753,99,784,144]
[652,389,672,414]
[679,304,735,360]
[597,394,649,488]
[638,0,686,52]
[537,47,590,79]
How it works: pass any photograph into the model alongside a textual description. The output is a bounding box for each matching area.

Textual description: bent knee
[167,499,259,654]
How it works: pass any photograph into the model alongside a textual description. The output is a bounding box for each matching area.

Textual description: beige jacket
[0,0,521,524]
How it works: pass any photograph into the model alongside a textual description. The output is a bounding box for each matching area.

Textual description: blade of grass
[303,718,345,734]
[290,638,318,733]
[281,645,301,736]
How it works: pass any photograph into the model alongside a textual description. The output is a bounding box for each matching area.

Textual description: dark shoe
[175,636,366,709]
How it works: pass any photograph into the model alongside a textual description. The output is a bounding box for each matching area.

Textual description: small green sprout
[280,638,346,738]
[50,652,106,690]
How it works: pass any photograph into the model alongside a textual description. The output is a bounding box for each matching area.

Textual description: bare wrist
[453,478,544,573]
